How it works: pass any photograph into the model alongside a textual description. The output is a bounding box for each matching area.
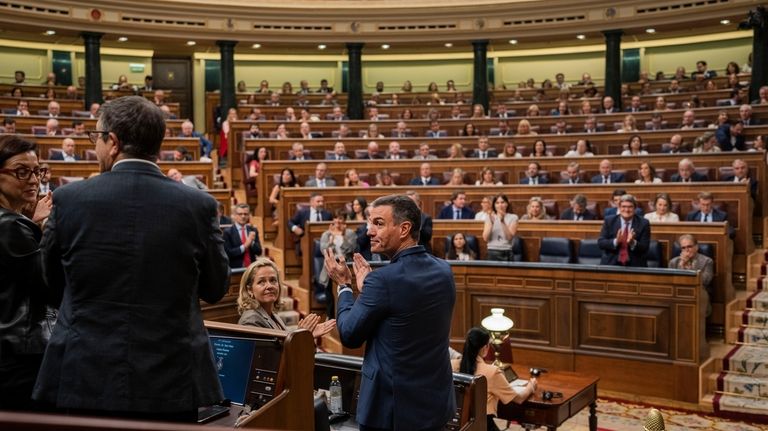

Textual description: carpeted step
[724,345,768,377]
[737,327,768,345]
[714,392,768,416]
[747,290,768,312]
[743,310,768,328]
[717,372,768,399]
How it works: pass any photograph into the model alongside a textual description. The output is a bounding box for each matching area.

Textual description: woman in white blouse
[644,193,680,223]
[565,139,594,157]
[482,193,519,261]
[635,161,662,184]
[621,134,649,156]
[475,167,503,186]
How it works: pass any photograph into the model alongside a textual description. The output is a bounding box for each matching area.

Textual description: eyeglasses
[0,167,49,181]
[87,130,110,144]
[680,245,695,250]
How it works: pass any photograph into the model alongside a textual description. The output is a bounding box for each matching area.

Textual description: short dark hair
[99,96,165,160]
[371,194,421,241]
[450,189,466,203]
[3,118,16,126]
[15,70,24,77]
[0,135,36,168]
[611,189,627,198]
[71,120,83,128]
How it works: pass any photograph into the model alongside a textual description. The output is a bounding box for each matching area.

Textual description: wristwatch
[337,283,353,295]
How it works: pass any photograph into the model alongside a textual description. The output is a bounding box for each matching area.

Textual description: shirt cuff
[337,284,353,295]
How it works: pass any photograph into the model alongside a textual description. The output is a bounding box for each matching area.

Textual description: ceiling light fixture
[509,39,518,45]
[318,44,327,50]
[720,19,731,25]
[118,36,128,42]
[646,28,656,34]
[381,44,390,50]
[576,34,586,40]
[186,41,196,46]
[252,43,261,49]
[444,42,453,48]
[44,30,56,36]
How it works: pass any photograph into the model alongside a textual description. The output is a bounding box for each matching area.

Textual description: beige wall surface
[497,50,604,87]
[362,59,473,93]
[234,60,339,93]
[74,53,153,87]
[0,46,48,84]
[644,38,752,76]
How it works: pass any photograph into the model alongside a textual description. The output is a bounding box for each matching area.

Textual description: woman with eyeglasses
[238,257,335,338]
[453,327,536,431]
[0,135,53,409]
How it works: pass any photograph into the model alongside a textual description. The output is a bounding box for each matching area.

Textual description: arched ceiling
[0,0,759,54]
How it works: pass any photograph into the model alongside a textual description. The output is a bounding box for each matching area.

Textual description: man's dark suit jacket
[590,173,625,183]
[685,207,734,238]
[35,160,229,412]
[597,214,651,267]
[223,224,262,268]
[724,175,758,199]
[408,177,441,186]
[470,149,498,158]
[560,178,583,184]
[437,205,475,220]
[560,208,596,220]
[49,152,80,161]
[520,176,550,185]
[670,172,708,182]
[715,124,746,151]
[336,246,456,430]
[662,148,690,154]
[358,154,384,160]
[325,154,349,160]
[288,207,332,234]
[418,213,433,253]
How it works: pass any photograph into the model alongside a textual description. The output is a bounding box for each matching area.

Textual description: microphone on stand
[643,408,665,431]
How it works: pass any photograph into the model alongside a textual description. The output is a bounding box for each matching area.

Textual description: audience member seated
[326,141,348,161]
[476,167,503,186]
[692,132,721,153]
[410,162,440,186]
[644,193,680,223]
[530,139,550,158]
[715,121,746,151]
[601,96,617,114]
[273,123,289,140]
[686,191,727,224]
[520,196,552,220]
[48,137,76,161]
[498,142,522,159]
[646,113,667,131]
[621,135,648,156]
[482,193,519,261]
[167,168,206,190]
[565,139,594,157]
[591,159,624,184]
[237,257,335,336]
[679,110,697,129]
[670,158,707,182]
[723,158,757,199]
[386,141,405,160]
[349,197,367,221]
[625,96,644,113]
[287,142,308,161]
[2,118,16,134]
[668,234,714,314]
[413,143,437,160]
[392,121,412,138]
[43,118,59,136]
[582,115,601,133]
[617,114,639,133]
[446,168,467,186]
[516,119,537,136]
[561,161,584,184]
[461,122,479,137]
[360,141,383,160]
[635,161,662,184]
[447,142,466,159]
[560,194,596,221]
[224,203,262,269]
[663,134,689,154]
[376,169,396,187]
[474,196,493,222]
[603,189,643,218]
[692,60,717,80]
[739,104,760,125]
[247,147,269,178]
[437,190,475,220]
[520,161,549,185]
[598,194,651,267]
[179,120,213,158]
[318,208,357,308]
[38,163,53,195]
[305,162,336,187]
[111,74,137,92]
[469,135,496,159]
[344,168,369,187]
[452,327,537,431]
[446,232,477,261]
[13,100,30,117]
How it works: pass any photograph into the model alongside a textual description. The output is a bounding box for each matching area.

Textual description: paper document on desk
[509,379,529,395]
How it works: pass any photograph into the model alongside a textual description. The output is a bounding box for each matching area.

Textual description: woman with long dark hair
[453,327,537,431]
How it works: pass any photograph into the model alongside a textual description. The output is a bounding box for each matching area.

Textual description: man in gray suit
[305,162,337,187]
[35,96,230,421]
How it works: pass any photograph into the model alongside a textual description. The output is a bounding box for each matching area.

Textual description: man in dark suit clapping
[223,203,262,268]
[35,96,230,421]
[598,194,651,267]
[323,195,456,431]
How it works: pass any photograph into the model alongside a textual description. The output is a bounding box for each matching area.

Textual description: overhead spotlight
[509,39,518,45]
[186,41,196,46]
[576,34,586,40]
[318,44,327,50]
[721,19,731,25]
[381,44,390,49]
[44,30,56,36]
[646,28,656,34]
[118,36,128,42]
[252,43,261,49]
[444,42,453,48]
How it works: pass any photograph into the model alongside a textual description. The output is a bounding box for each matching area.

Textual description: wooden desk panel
[31,136,201,161]
[45,160,216,188]
[0,116,185,134]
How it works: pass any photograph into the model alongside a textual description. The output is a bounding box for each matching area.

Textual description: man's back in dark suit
[34,96,229,417]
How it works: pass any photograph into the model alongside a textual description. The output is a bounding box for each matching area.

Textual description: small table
[496,365,599,431]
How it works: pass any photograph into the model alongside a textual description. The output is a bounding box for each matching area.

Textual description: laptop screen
[209,335,256,406]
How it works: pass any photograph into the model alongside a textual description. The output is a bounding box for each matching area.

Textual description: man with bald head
[409,162,440,186]
[663,134,689,154]
[670,158,708,182]
[724,158,758,199]
[305,162,336,187]
[590,159,624,184]
[50,137,79,161]
[47,101,61,118]
[179,120,213,157]
[360,141,383,159]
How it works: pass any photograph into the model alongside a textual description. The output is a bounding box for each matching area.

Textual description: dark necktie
[703,214,709,222]
[240,227,251,267]
[454,209,460,220]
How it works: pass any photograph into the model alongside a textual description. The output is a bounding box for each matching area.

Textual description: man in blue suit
[686,191,734,238]
[323,194,456,431]
[437,190,475,219]
[409,162,441,186]
[715,121,746,152]
[598,194,651,267]
[520,161,549,185]
[670,158,708,182]
[288,192,332,256]
[179,120,213,158]
[223,203,262,268]
[590,159,624,184]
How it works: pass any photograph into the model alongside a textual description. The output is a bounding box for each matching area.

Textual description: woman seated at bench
[238,257,335,338]
[453,327,537,431]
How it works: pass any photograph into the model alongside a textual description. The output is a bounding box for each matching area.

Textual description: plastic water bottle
[329,375,342,413]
